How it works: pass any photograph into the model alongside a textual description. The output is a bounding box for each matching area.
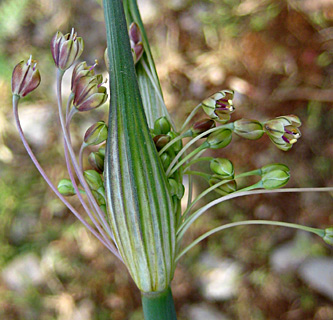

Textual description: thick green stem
[141,287,177,320]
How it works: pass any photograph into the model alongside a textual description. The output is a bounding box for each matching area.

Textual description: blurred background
[0,0,332,319]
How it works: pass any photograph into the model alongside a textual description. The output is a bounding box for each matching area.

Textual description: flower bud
[206,129,232,149]
[261,163,289,175]
[73,75,108,111]
[160,153,172,171]
[264,115,301,151]
[12,56,41,98]
[84,121,108,146]
[210,158,234,179]
[98,146,106,157]
[261,169,290,189]
[153,134,171,151]
[201,90,235,124]
[51,28,84,71]
[71,60,97,91]
[191,119,215,137]
[104,48,110,70]
[168,178,185,200]
[234,119,264,140]
[154,117,171,135]
[209,176,237,195]
[84,170,103,190]
[92,187,106,206]
[129,22,144,64]
[323,227,333,246]
[57,179,76,196]
[167,131,182,153]
[88,152,105,173]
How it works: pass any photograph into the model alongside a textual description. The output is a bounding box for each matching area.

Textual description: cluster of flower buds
[51,28,84,71]
[201,90,235,124]
[129,22,144,64]
[12,56,41,98]
[151,116,185,206]
[104,22,144,69]
[209,158,237,195]
[264,115,301,151]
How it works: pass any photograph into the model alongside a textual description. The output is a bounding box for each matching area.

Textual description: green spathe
[103,0,176,293]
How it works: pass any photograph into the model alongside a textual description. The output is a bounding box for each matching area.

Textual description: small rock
[270,232,312,273]
[2,253,45,292]
[197,252,242,301]
[299,257,333,301]
[186,303,229,320]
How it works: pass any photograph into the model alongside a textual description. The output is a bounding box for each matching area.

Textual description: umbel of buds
[51,28,84,71]
[12,56,41,98]
[201,90,235,124]
[264,115,301,151]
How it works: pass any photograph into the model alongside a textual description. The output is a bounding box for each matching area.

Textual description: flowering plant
[11,0,332,318]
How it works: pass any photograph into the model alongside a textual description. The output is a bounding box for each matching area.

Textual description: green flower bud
[92,187,106,206]
[209,176,237,195]
[153,134,171,151]
[98,146,106,157]
[84,170,103,190]
[88,152,105,173]
[201,90,235,124]
[51,28,84,71]
[191,119,215,137]
[154,117,171,135]
[206,129,232,149]
[57,179,76,196]
[234,119,264,140]
[168,179,185,200]
[264,115,301,151]
[262,170,290,189]
[323,227,333,246]
[160,153,172,171]
[167,131,182,153]
[84,121,108,146]
[261,163,289,175]
[210,158,234,179]
[12,56,41,98]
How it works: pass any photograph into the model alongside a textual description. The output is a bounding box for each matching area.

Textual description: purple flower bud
[264,115,301,151]
[51,28,84,71]
[129,22,144,64]
[71,60,97,91]
[202,90,235,124]
[191,119,215,137]
[73,75,107,111]
[12,56,41,97]
[153,134,171,151]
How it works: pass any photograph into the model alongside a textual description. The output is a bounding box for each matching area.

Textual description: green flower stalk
[11,0,333,319]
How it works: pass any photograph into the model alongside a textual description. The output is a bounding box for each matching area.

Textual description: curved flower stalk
[12,0,333,319]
